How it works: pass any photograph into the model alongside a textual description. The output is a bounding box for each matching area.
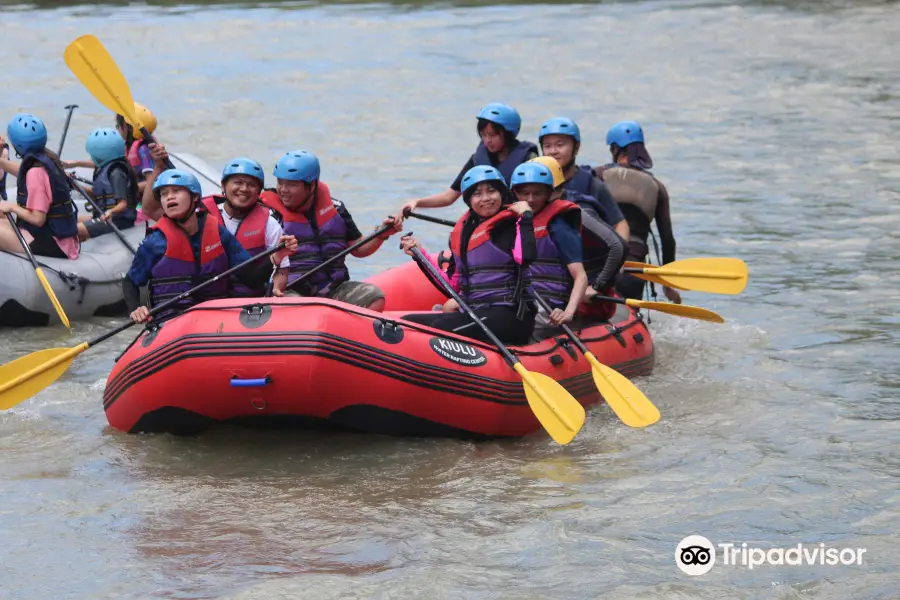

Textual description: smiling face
[479,122,506,154]
[223,174,262,210]
[276,179,314,211]
[469,182,503,218]
[513,183,552,213]
[541,134,576,167]
[159,186,195,220]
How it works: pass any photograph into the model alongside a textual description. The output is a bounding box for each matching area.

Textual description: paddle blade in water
[0,346,85,410]
[585,352,660,428]
[624,299,725,323]
[64,35,139,127]
[514,364,585,445]
[36,268,70,329]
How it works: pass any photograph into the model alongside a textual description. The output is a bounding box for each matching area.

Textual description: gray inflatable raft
[1,152,221,327]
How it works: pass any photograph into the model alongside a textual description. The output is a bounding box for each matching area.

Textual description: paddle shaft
[85,240,288,350]
[168,151,218,187]
[409,246,520,368]
[66,175,137,255]
[405,211,455,228]
[5,213,43,272]
[623,266,741,281]
[57,105,78,156]
[284,223,394,292]
[531,290,591,357]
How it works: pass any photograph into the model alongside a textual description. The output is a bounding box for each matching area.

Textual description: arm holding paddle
[349,216,403,258]
[125,228,298,323]
[138,143,170,221]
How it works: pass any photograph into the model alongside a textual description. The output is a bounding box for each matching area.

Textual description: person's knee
[366,297,386,312]
[77,222,91,241]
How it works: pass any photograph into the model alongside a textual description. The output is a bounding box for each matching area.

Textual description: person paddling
[75,128,139,241]
[595,121,680,303]
[400,165,536,345]
[260,150,400,310]
[528,156,625,323]
[0,114,80,259]
[508,162,588,340]
[124,169,298,324]
[200,157,290,297]
[537,117,629,241]
[395,103,538,221]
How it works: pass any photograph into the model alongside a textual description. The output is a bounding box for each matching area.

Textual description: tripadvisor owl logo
[675,535,716,575]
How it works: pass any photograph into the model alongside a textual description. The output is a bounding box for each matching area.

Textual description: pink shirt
[23,167,80,260]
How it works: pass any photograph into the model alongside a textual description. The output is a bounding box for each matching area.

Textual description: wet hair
[462,178,510,207]
[611,141,653,170]
[477,119,518,152]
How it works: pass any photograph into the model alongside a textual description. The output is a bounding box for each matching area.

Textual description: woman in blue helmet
[399,165,537,345]
[76,128,139,241]
[200,157,291,297]
[124,169,298,324]
[396,102,538,221]
[508,162,588,340]
[537,117,629,241]
[594,121,680,303]
[0,114,80,259]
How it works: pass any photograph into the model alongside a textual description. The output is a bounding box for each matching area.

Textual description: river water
[1,0,898,598]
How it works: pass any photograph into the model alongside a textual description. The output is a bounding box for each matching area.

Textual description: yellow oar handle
[512,363,578,433]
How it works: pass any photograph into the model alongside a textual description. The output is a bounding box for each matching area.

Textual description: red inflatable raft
[103,262,655,439]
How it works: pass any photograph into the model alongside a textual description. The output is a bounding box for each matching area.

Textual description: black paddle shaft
[409,246,520,368]
[57,105,78,156]
[404,210,455,228]
[530,290,591,357]
[66,175,137,255]
[5,213,43,271]
[139,128,176,170]
[86,241,288,349]
[284,222,394,292]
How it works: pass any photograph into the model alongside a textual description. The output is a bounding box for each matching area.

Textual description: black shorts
[27,229,67,259]
[85,217,134,239]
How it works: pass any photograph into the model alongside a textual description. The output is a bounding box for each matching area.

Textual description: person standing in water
[595,120,681,304]
[395,102,538,221]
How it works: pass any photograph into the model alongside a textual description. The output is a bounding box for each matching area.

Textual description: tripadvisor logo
[675,535,867,575]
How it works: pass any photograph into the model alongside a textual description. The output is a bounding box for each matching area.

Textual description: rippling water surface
[1,0,898,598]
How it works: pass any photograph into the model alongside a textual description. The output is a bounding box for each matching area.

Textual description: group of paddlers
[0,101,679,344]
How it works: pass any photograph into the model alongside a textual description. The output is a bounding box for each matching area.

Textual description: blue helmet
[539,117,581,144]
[85,128,126,167]
[153,169,202,198]
[273,150,320,183]
[222,157,264,187]
[7,113,48,156]
[606,120,644,148]
[460,165,507,200]
[477,103,521,137]
[510,162,554,189]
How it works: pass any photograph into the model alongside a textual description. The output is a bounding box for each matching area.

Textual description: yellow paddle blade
[584,352,659,428]
[35,267,70,329]
[629,257,748,295]
[623,298,725,323]
[0,344,87,410]
[64,35,140,128]
[513,363,585,445]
